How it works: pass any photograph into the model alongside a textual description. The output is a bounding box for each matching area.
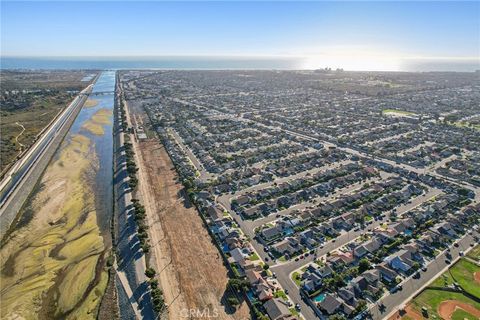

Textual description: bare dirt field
[438,300,480,320]
[388,304,423,320]
[404,305,423,320]
[134,138,250,320]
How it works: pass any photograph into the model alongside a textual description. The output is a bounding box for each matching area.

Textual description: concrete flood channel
[0,71,118,319]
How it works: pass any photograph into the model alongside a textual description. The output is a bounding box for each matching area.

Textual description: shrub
[149,279,159,289]
[141,243,150,254]
[227,296,240,307]
[106,254,114,268]
[145,267,156,278]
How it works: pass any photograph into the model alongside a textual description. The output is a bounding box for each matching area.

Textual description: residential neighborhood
[119,70,480,320]
[2,1,479,320]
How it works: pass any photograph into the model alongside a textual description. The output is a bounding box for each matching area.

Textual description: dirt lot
[128,106,250,319]
[438,300,480,320]
[388,304,423,320]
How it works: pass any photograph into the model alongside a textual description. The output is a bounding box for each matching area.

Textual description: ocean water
[1,56,478,71]
[0,56,303,70]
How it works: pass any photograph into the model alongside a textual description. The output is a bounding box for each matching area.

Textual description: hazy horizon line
[1,55,479,72]
[2,54,479,60]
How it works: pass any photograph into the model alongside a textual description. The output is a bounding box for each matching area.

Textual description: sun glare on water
[302,47,402,71]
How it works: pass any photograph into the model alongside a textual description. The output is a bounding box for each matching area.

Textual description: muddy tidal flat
[0,72,115,320]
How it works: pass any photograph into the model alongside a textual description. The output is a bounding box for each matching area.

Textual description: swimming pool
[313,293,326,303]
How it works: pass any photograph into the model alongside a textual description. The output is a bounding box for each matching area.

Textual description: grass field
[411,257,480,319]
[292,271,302,286]
[382,109,417,117]
[451,121,480,132]
[450,258,480,297]
[431,258,479,298]
[249,252,260,261]
[452,308,478,320]
[412,290,480,319]
[467,244,480,262]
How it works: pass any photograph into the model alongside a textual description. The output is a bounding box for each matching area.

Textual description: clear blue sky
[1,1,479,60]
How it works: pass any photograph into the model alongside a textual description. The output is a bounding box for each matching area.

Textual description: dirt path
[438,300,480,320]
[14,122,26,148]
[133,139,188,319]
[136,139,250,320]
[474,272,480,284]
[124,100,250,320]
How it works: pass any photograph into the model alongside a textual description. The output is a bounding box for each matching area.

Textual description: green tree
[228,278,250,292]
[333,273,345,288]
[145,267,156,278]
[149,279,159,289]
[355,299,367,313]
[358,258,371,273]
[227,296,240,307]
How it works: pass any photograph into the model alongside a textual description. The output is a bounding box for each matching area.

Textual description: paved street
[270,187,443,320]
[169,128,214,182]
[228,159,353,200]
[169,94,475,320]
[371,230,480,320]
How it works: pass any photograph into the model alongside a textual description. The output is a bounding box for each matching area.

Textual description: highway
[0,82,95,238]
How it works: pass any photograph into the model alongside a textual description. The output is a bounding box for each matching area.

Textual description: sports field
[408,257,480,320]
